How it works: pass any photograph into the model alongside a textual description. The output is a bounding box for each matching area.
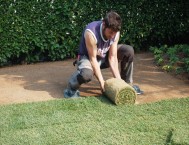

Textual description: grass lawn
[0,96,189,145]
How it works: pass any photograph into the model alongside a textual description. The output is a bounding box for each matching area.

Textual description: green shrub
[0,0,188,66]
[150,44,189,74]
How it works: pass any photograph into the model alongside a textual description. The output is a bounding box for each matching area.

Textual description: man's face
[102,25,117,40]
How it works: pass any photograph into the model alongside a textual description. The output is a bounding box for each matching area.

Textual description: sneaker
[132,85,144,95]
[64,89,80,98]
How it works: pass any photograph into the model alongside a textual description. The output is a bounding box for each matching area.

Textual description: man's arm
[108,33,121,79]
[84,31,105,92]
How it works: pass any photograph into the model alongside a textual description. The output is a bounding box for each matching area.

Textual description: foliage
[150,44,189,74]
[0,0,189,66]
[0,97,189,144]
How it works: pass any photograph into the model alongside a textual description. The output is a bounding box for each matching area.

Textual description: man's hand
[100,80,105,93]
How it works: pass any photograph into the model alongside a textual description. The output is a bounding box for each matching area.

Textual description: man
[64,11,143,98]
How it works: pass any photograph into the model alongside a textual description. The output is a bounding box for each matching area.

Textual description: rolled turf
[104,78,137,105]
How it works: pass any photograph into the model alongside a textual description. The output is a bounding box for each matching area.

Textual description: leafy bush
[0,0,188,66]
[150,44,189,74]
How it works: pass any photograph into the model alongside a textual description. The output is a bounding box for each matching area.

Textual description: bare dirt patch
[0,53,188,105]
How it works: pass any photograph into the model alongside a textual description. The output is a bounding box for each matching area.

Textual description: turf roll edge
[104,78,137,105]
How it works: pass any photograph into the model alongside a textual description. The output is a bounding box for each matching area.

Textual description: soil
[0,52,189,105]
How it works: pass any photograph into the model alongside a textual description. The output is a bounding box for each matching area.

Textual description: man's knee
[77,68,93,84]
[118,44,134,62]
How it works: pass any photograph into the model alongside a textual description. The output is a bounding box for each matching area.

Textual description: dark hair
[103,11,122,32]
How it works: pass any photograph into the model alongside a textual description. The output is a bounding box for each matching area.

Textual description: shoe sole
[136,91,144,95]
[64,91,80,98]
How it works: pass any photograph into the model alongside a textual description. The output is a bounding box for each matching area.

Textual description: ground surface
[0,53,189,105]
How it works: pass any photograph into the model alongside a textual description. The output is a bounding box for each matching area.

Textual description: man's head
[102,11,122,40]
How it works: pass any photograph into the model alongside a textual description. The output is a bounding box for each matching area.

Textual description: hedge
[0,0,188,66]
